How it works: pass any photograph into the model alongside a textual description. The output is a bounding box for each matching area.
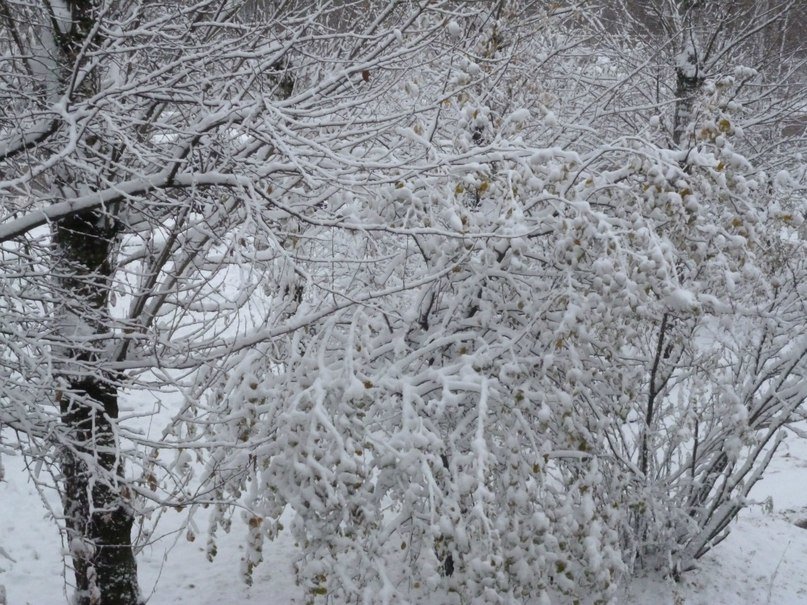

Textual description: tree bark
[50,1,140,601]
[55,211,140,605]
[671,2,704,148]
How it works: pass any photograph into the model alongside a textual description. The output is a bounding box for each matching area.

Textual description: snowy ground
[4,431,807,605]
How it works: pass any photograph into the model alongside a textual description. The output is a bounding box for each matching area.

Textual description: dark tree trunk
[671,1,705,148]
[48,1,141,601]
[55,211,140,605]
[672,60,703,148]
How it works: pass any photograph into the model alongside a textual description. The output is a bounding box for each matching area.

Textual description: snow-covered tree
[1,1,804,603]
[0,0,472,601]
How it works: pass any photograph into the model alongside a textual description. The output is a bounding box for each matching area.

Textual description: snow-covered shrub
[147,1,807,602]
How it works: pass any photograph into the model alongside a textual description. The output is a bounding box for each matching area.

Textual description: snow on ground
[0,449,303,605]
[136,508,302,605]
[4,429,807,604]
[623,431,807,605]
